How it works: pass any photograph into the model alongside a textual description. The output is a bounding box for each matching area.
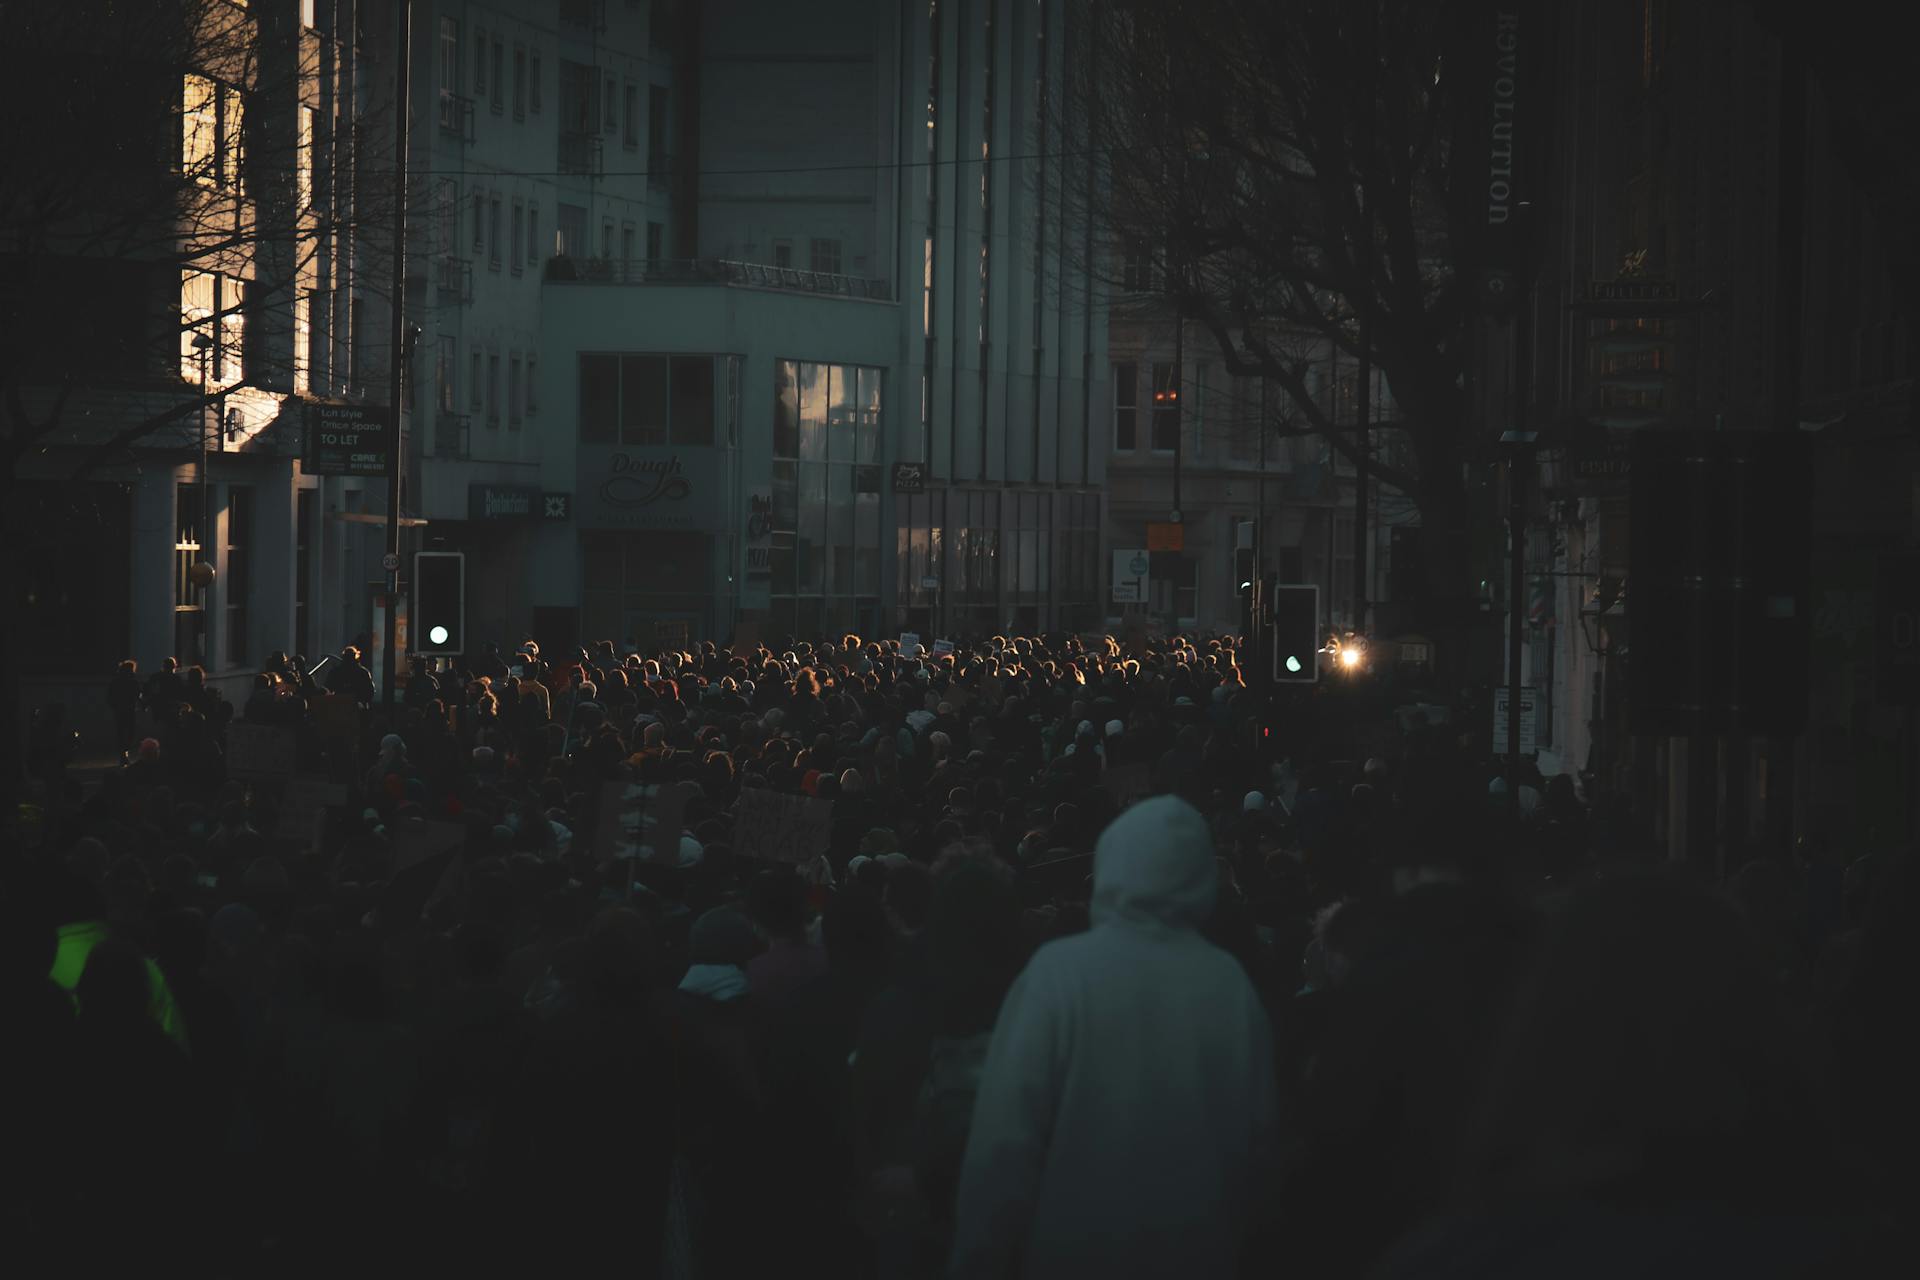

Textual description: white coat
[949,795,1278,1279]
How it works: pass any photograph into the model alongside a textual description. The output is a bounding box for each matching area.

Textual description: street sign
[1146,521,1184,552]
[1492,688,1539,755]
[381,552,400,573]
[303,402,389,476]
[1111,549,1148,604]
[542,492,572,520]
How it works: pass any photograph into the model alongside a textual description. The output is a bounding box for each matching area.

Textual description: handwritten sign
[227,722,297,780]
[932,639,955,657]
[1099,763,1154,810]
[595,780,690,864]
[899,632,922,657]
[733,787,834,864]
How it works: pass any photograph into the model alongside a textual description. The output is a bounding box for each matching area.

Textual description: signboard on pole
[732,787,835,864]
[1491,688,1539,756]
[1111,549,1149,604]
[1146,522,1185,552]
[303,402,390,476]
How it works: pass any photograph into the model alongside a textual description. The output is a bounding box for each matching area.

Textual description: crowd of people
[5,629,1913,1277]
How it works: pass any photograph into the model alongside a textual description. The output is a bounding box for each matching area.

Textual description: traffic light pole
[381,0,413,713]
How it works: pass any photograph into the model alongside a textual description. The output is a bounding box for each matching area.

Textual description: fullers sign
[304,403,388,476]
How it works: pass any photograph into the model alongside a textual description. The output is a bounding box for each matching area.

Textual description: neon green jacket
[49,920,191,1055]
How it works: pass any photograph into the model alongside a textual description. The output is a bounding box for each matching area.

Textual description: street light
[190,333,218,665]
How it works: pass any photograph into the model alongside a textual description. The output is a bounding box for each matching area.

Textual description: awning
[333,511,430,527]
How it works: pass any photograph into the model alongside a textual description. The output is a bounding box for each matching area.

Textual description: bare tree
[1054,0,1500,618]
[0,0,414,797]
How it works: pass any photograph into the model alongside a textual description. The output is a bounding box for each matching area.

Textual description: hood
[1090,795,1217,931]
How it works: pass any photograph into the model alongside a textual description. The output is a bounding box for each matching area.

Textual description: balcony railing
[558,130,603,175]
[434,411,471,459]
[435,255,473,302]
[438,90,474,142]
[545,256,893,301]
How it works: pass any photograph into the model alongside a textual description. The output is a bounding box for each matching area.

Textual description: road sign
[302,402,389,476]
[1111,549,1148,604]
[1146,521,1184,552]
[381,552,400,573]
[1492,688,1539,755]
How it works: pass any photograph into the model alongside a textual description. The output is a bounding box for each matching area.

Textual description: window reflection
[770,358,886,632]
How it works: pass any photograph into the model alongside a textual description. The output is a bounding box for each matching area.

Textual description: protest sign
[595,780,689,863]
[1099,763,1153,810]
[391,819,467,872]
[898,632,922,656]
[932,639,955,657]
[732,787,835,864]
[227,722,297,780]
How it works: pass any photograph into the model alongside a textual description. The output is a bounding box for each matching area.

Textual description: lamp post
[191,332,218,666]
[381,0,414,711]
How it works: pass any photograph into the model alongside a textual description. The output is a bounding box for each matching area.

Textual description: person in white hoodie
[948,795,1278,1280]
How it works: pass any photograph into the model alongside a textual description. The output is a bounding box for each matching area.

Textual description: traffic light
[414,551,465,656]
[1270,583,1319,683]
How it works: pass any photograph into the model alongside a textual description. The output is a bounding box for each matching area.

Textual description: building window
[1113,360,1137,451]
[487,353,501,426]
[771,360,885,627]
[1229,375,1257,461]
[525,357,538,414]
[578,353,716,447]
[604,77,618,134]
[301,0,317,29]
[623,83,639,149]
[472,189,486,251]
[530,54,542,112]
[1151,361,1180,451]
[511,202,524,274]
[647,84,667,175]
[436,335,456,411]
[225,487,251,665]
[512,46,527,118]
[508,356,523,429]
[174,483,207,667]
[1121,241,1155,293]
[622,222,636,266]
[491,38,504,113]
[440,17,458,94]
[474,26,487,95]
[292,291,312,396]
[182,74,242,190]
[601,218,613,259]
[557,203,586,257]
[810,238,842,276]
[1193,361,1209,457]
[296,106,314,208]
[489,196,502,268]
[527,204,539,263]
[772,239,792,269]
[646,221,663,263]
[470,348,483,410]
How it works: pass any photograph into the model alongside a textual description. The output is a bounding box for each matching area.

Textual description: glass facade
[770,360,883,638]
[578,353,716,446]
[896,488,1100,638]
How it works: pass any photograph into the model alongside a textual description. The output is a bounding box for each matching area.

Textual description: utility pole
[1353,7,1373,639]
[381,0,413,712]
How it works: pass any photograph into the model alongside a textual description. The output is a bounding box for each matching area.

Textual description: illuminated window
[296,107,313,208]
[293,291,311,395]
[183,74,218,184]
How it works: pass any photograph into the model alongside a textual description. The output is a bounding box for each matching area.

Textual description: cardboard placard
[227,722,297,780]
[898,632,922,657]
[732,787,835,865]
[595,780,690,863]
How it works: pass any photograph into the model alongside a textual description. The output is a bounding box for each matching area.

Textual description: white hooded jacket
[949,795,1278,1279]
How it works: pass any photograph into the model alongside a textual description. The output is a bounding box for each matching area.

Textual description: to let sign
[303,403,389,476]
